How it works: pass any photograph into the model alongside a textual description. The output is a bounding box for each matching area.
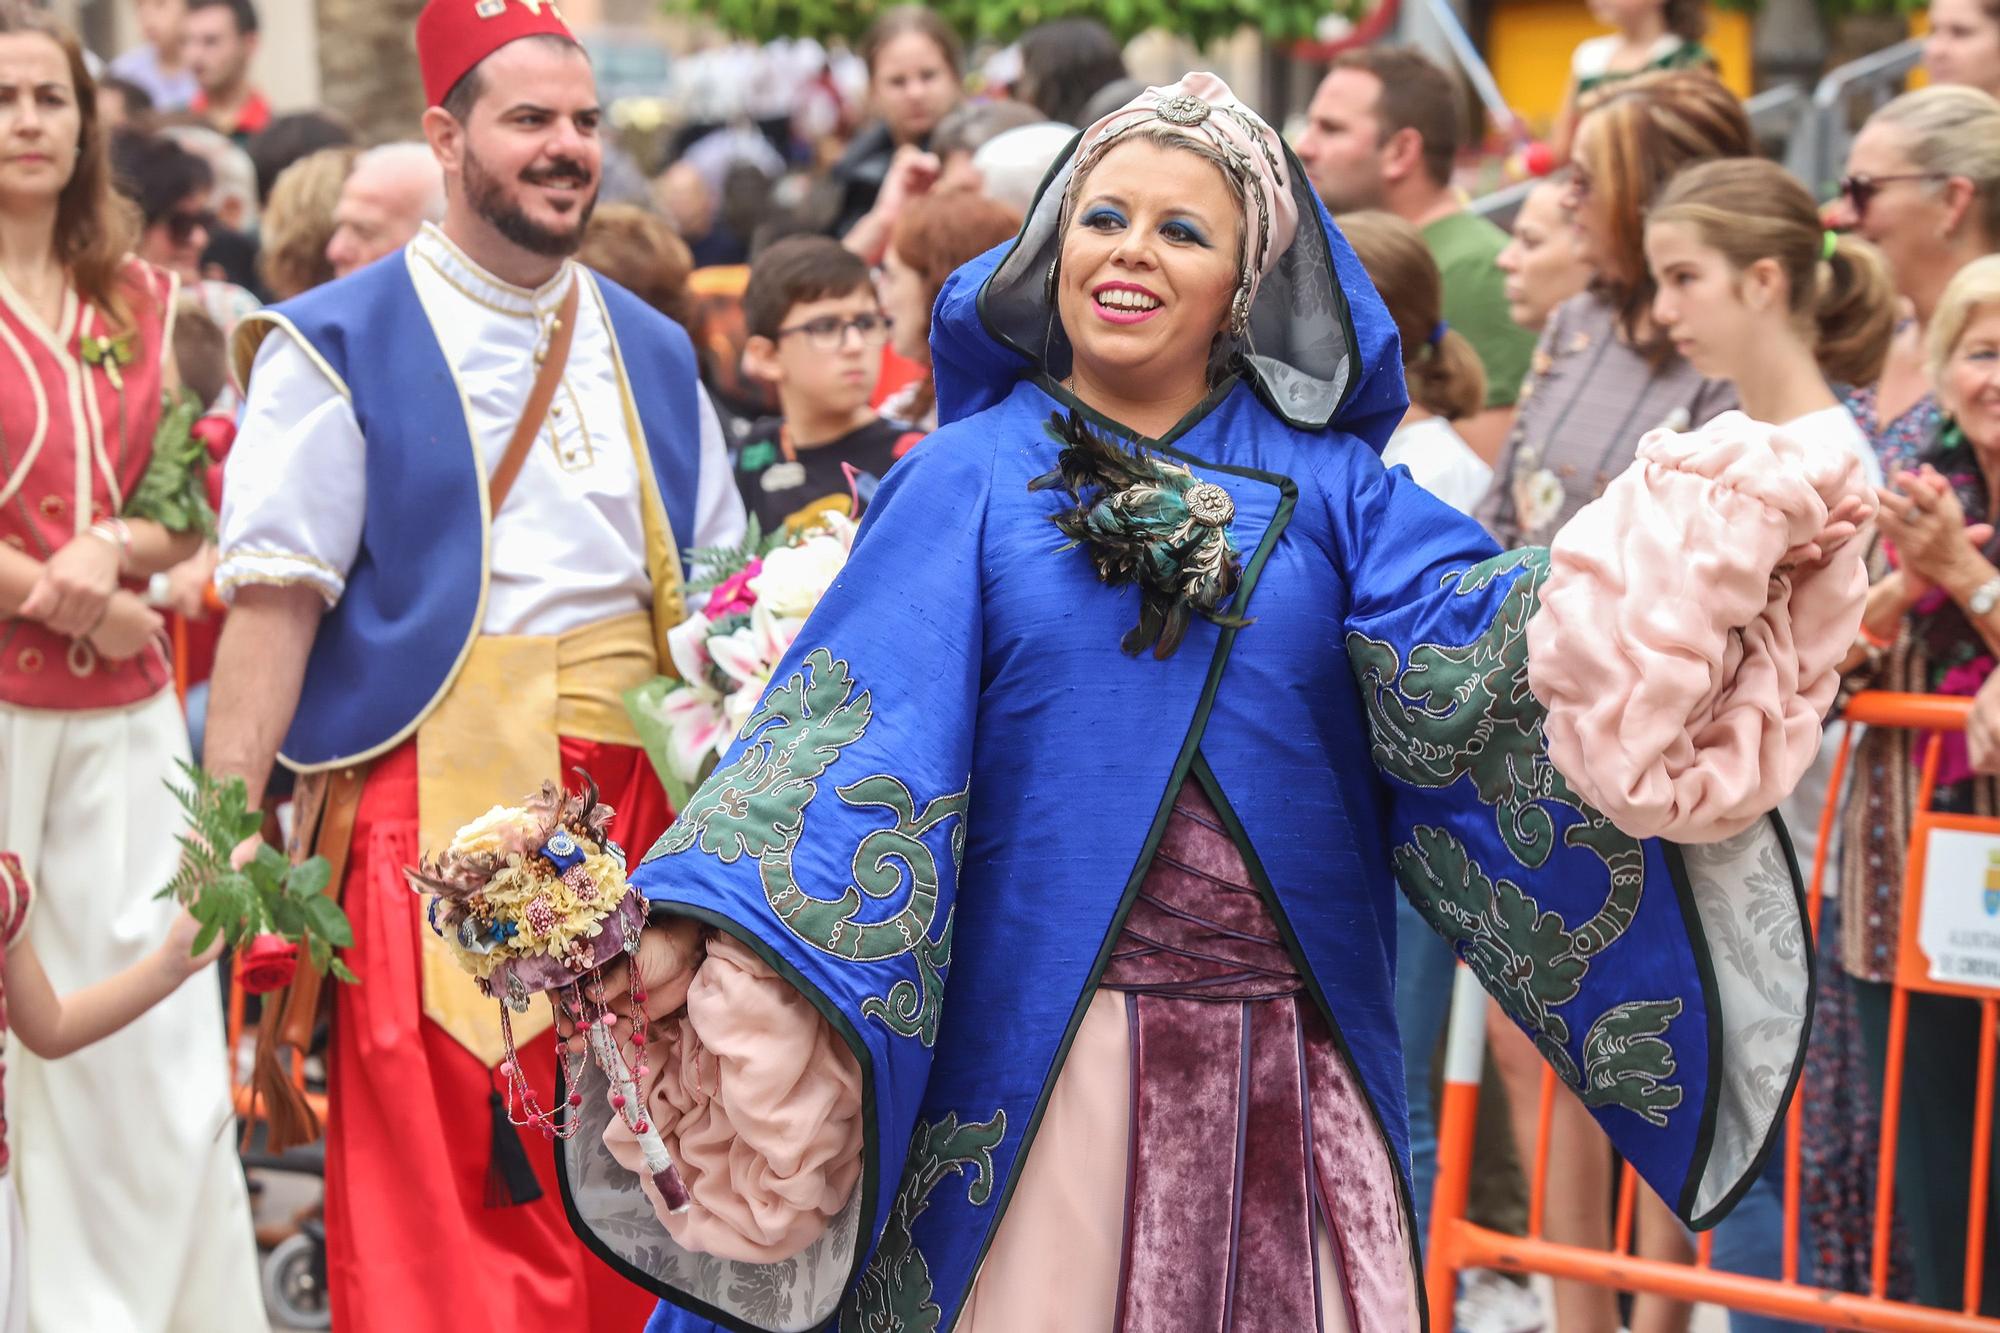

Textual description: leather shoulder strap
[487,275,580,515]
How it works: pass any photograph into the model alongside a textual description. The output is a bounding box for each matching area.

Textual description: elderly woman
[1837,253,2000,1313]
[1832,86,2000,478]
[553,75,1868,1331]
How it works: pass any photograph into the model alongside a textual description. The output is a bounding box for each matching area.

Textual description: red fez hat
[417,0,578,108]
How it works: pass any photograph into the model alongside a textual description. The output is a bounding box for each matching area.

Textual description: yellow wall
[1487,2,1754,135]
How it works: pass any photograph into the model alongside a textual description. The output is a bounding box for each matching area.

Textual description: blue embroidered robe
[555,203,1812,1333]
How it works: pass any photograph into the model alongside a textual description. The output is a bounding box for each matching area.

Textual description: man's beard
[463,141,598,258]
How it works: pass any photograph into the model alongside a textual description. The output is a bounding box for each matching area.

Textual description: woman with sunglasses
[106,124,213,283]
[1475,69,1752,1333]
[0,8,264,1329]
[1831,86,2000,479]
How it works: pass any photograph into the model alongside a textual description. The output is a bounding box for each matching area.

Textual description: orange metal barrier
[1426,691,2000,1332]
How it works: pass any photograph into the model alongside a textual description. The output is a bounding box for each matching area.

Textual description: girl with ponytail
[1339,210,1494,513]
[1646,156,1894,480]
[1649,155,1908,1312]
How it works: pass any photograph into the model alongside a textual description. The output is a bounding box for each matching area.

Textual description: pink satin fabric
[605,933,864,1263]
[615,798,1420,1332]
[1527,409,1874,843]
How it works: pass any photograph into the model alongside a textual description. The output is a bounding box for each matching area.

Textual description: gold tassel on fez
[406,776,691,1213]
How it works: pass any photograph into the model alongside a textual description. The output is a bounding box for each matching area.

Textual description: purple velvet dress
[1099,780,1413,1331]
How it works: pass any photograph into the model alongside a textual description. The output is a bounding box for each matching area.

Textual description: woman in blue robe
[550,75,1864,1332]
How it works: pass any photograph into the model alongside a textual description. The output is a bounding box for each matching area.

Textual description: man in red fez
[205,2,745,1328]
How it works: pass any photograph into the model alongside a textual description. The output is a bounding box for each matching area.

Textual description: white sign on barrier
[1917,826,2000,991]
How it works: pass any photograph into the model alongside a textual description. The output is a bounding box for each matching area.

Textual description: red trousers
[325,739,669,1332]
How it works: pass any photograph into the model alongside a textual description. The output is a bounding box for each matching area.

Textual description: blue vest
[240,255,703,772]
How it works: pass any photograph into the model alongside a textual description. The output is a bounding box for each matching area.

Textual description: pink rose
[704,560,763,619]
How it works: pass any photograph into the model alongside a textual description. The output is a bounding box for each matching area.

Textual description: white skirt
[0,1174,25,1333]
[0,691,266,1333]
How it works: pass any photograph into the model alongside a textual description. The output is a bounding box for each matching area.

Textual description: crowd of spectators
[17,0,2000,1326]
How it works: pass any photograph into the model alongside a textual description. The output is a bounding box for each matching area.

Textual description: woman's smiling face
[1057,136,1244,398]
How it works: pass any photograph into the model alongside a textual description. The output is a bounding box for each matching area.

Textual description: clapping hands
[1877,465,1995,596]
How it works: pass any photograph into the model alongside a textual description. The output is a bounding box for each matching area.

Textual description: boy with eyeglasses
[736,235,922,533]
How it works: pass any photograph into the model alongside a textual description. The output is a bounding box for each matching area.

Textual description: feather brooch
[1028,409,1248,659]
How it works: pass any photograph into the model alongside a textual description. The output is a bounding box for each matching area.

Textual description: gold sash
[414,611,657,1066]
[409,299,690,1066]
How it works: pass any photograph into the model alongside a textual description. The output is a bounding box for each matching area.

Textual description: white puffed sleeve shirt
[218,223,745,636]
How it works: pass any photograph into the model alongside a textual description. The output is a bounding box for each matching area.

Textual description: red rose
[238,934,298,994]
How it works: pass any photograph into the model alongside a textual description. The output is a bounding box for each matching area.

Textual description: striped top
[1476,291,1737,549]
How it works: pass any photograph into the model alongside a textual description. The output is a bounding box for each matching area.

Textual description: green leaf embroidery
[1347,550,1680,1121]
[651,649,968,1040]
[838,1110,1007,1332]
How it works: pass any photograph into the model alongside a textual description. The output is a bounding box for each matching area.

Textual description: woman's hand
[85,591,164,661]
[842,146,943,264]
[1877,467,1990,589]
[876,146,941,220]
[20,530,122,637]
[557,915,706,1055]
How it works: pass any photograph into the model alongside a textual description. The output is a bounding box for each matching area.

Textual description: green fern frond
[684,514,786,602]
[159,761,357,984]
